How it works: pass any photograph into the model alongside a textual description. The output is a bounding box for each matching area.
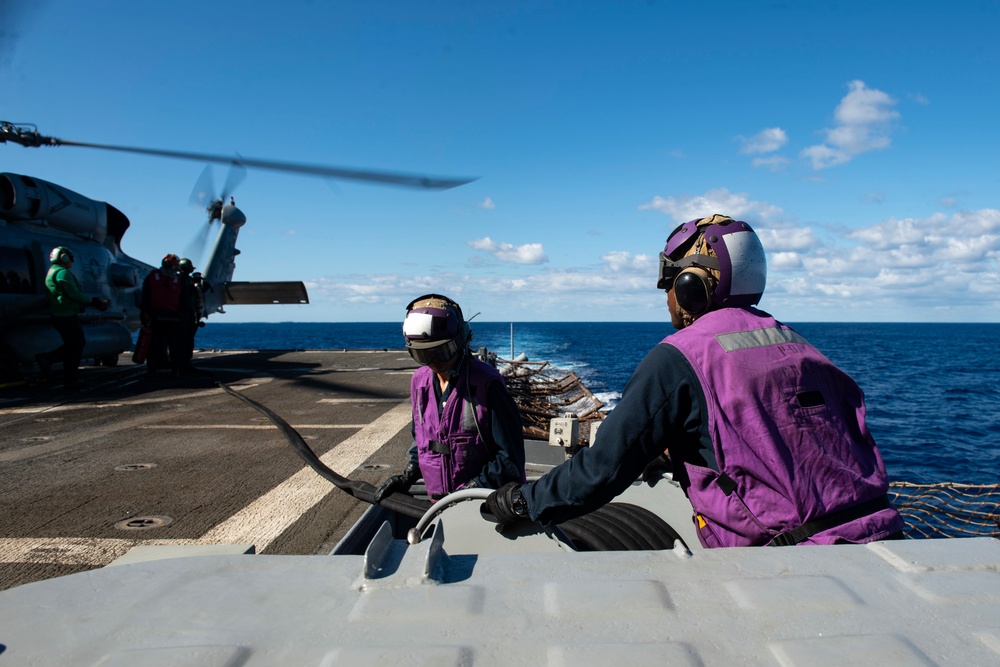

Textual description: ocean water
[195,321,1000,485]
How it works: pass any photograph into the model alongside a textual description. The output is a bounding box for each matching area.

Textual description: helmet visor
[657,252,683,290]
[407,337,462,366]
[656,252,719,290]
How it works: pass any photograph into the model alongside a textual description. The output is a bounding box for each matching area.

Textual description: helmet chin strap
[445,345,468,376]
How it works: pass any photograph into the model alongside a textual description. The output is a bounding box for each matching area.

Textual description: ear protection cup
[673,267,715,316]
[49,247,72,265]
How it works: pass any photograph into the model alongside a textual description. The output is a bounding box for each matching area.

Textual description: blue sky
[3,0,998,323]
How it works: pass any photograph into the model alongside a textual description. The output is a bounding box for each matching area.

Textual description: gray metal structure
[2,461,999,664]
[0,351,997,665]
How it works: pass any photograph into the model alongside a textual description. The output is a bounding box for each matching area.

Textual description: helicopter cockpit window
[0,247,35,294]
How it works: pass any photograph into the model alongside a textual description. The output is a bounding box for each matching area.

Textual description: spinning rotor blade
[221,162,247,201]
[1,123,476,190]
[183,222,213,265]
[188,164,216,208]
[185,161,245,262]
[188,163,245,211]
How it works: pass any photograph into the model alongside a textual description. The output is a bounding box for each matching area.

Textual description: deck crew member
[36,246,110,390]
[486,215,904,547]
[375,294,526,503]
[177,258,204,372]
[140,253,185,375]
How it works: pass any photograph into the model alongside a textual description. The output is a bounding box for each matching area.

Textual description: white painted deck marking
[139,424,366,430]
[198,401,412,550]
[0,384,273,416]
[317,398,406,403]
[0,537,200,565]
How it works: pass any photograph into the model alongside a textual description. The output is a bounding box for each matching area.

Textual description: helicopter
[0,121,476,376]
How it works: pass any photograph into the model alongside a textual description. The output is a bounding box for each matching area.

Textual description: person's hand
[91,297,110,311]
[140,311,152,326]
[374,462,420,504]
[483,482,529,533]
[641,453,672,487]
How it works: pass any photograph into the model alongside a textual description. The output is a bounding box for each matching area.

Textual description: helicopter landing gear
[96,354,119,367]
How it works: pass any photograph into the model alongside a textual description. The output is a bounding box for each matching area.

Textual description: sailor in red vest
[486,215,904,547]
[139,254,185,375]
[375,294,526,503]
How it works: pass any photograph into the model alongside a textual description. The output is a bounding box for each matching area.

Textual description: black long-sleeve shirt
[523,343,715,526]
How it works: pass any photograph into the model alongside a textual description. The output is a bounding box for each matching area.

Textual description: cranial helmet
[657,214,767,316]
[162,253,180,268]
[178,258,194,273]
[49,246,74,265]
[402,294,472,367]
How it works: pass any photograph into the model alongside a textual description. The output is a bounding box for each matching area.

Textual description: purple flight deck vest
[412,359,505,498]
[663,308,903,547]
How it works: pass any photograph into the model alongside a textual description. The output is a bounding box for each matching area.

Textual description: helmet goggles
[657,252,720,290]
[407,337,463,366]
[402,298,467,367]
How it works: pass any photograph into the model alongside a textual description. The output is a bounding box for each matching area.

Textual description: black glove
[641,453,672,487]
[483,482,530,533]
[90,297,110,311]
[374,462,421,504]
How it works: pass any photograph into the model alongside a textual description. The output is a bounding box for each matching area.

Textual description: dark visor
[407,337,462,366]
[657,252,683,290]
[657,252,721,290]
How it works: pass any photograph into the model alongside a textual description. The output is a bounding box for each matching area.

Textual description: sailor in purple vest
[374,294,526,503]
[486,215,904,547]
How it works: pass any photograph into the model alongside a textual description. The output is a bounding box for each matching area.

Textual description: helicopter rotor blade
[188,164,217,208]
[183,221,213,265]
[48,138,477,190]
[220,161,247,201]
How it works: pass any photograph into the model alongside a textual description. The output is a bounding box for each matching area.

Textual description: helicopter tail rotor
[185,162,246,264]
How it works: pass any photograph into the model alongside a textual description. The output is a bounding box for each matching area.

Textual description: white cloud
[304,205,1000,324]
[770,252,803,271]
[757,226,819,253]
[638,188,784,224]
[751,155,790,172]
[765,209,1000,317]
[738,127,788,155]
[801,80,900,170]
[602,251,656,273]
[468,237,548,264]
[479,197,496,210]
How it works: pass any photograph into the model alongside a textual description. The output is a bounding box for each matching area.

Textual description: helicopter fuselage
[1,173,153,369]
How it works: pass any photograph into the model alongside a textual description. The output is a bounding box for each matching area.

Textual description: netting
[498,358,605,443]
[889,482,1000,539]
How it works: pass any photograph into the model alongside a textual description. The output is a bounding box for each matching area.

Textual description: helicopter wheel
[97,354,119,367]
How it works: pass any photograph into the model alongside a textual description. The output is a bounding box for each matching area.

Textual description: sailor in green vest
[36,246,110,390]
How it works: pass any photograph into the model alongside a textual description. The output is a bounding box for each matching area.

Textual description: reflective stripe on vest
[715,326,809,352]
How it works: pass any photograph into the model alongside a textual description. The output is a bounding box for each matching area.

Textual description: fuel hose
[218,382,432,519]
[220,382,684,550]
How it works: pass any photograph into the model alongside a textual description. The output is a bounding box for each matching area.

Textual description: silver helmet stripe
[720,230,766,298]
